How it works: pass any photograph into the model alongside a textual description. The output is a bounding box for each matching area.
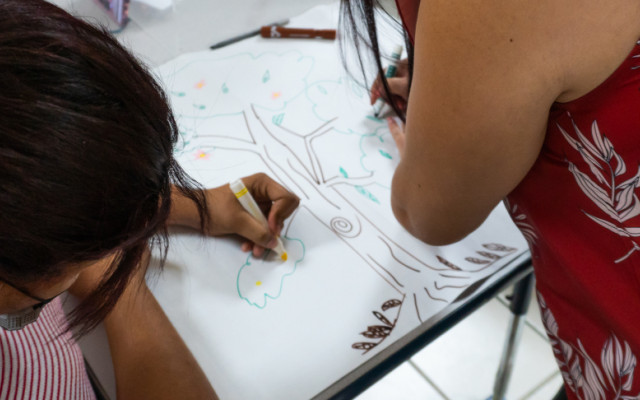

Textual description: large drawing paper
[149,4,528,399]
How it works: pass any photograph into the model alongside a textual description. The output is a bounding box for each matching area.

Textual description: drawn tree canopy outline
[236,230,305,309]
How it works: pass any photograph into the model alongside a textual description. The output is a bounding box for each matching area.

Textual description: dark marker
[210,19,290,50]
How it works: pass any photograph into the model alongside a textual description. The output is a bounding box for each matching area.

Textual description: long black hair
[0,0,208,336]
[339,0,414,122]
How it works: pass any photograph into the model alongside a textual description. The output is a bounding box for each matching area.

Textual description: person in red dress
[341,0,640,398]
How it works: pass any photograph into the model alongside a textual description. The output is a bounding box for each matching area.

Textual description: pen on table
[260,26,337,40]
[229,179,288,261]
[373,44,404,118]
[210,19,290,50]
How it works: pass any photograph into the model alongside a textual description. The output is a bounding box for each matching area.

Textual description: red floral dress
[395,1,640,397]
[506,41,640,398]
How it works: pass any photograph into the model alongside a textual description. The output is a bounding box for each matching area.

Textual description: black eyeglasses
[0,275,60,331]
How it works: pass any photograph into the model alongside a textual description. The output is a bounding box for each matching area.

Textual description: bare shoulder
[550,0,640,101]
[415,0,640,102]
[392,0,640,245]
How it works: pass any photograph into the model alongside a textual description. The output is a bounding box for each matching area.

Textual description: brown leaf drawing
[476,251,500,260]
[381,299,402,311]
[465,257,490,264]
[366,325,392,336]
[361,328,389,339]
[352,342,376,351]
[436,255,462,270]
[483,243,516,252]
[372,311,392,327]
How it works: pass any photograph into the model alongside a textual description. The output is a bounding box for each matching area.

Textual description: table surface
[51,0,341,66]
[49,1,531,399]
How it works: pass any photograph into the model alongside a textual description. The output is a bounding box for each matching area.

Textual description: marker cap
[389,44,404,60]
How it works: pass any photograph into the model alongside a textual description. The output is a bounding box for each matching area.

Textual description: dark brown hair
[339,0,414,122]
[0,0,208,336]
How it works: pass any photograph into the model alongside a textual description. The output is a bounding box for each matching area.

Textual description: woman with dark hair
[342,0,640,398]
[0,0,298,398]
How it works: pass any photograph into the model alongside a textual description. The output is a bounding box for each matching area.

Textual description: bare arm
[103,279,218,400]
[89,174,297,398]
[70,255,218,400]
[390,0,640,245]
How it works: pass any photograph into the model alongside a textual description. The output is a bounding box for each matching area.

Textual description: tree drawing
[159,49,525,350]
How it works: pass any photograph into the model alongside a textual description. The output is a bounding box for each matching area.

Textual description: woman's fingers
[369,59,410,105]
[387,116,406,157]
[242,173,300,234]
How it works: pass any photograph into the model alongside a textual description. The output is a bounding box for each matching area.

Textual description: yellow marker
[229,179,288,260]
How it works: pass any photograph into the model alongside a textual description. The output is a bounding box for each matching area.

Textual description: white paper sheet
[150,4,528,399]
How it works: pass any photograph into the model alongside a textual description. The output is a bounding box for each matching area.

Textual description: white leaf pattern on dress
[632,40,640,70]
[559,116,640,262]
[503,198,537,248]
[538,292,640,399]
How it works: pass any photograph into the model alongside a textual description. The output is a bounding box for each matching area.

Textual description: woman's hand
[170,173,300,257]
[386,116,406,158]
[370,58,410,113]
[204,173,299,256]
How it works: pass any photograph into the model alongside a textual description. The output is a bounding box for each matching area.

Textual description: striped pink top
[0,297,96,400]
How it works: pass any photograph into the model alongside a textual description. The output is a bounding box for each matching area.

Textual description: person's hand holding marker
[229,177,291,260]
[369,47,409,158]
[370,58,410,116]
[169,173,300,258]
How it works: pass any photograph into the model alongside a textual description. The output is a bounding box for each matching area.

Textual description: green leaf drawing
[262,70,270,83]
[355,185,380,204]
[272,113,285,126]
[339,167,349,178]
[221,83,229,93]
[378,149,392,159]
